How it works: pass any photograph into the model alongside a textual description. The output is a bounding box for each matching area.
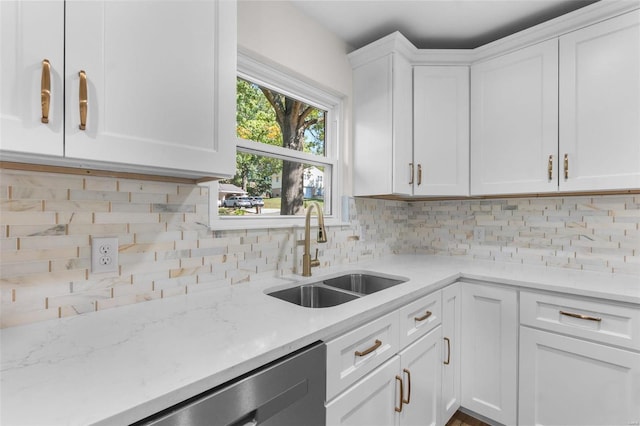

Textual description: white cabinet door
[326,356,401,426]
[461,282,517,425]
[0,1,64,156]
[64,0,236,177]
[559,10,640,191]
[413,66,469,197]
[353,52,413,197]
[471,39,558,195]
[441,284,461,423]
[519,326,640,426]
[398,327,442,426]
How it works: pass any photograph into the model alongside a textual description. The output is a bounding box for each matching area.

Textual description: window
[209,52,344,230]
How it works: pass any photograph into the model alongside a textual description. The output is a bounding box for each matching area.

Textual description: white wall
[237,0,354,195]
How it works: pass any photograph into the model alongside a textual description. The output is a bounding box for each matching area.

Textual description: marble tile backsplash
[1,168,638,328]
[406,197,640,275]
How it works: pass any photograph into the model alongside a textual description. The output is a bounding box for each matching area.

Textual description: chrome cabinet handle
[564,154,569,179]
[408,163,414,185]
[547,155,553,181]
[417,164,422,186]
[395,375,404,412]
[41,59,51,123]
[354,339,381,357]
[414,310,432,322]
[560,311,601,322]
[79,70,87,130]
[444,337,451,365]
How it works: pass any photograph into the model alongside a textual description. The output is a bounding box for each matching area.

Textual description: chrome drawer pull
[414,311,432,322]
[560,311,602,322]
[354,339,381,357]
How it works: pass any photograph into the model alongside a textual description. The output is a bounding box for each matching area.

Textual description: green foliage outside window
[222,78,327,216]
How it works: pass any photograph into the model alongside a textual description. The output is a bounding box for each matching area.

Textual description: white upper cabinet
[470,39,559,195]
[0,1,64,156]
[350,4,638,198]
[350,33,469,198]
[413,66,469,196]
[1,0,236,179]
[559,10,640,191]
[471,8,640,196]
[352,47,413,197]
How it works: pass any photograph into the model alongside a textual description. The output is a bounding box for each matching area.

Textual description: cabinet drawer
[398,290,441,348]
[326,311,399,401]
[521,291,640,350]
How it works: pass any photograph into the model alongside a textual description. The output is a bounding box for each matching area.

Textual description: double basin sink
[267,272,408,308]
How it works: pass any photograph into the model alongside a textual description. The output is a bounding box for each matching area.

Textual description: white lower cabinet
[519,327,640,426]
[325,311,400,402]
[326,328,444,426]
[398,327,443,426]
[325,290,446,426]
[441,284,461,423]
[460,282,518,425]
[326,282,638,426]
[519,290,640,426]
[326,356,402,426]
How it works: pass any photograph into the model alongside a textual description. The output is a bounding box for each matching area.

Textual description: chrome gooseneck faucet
[302,202,327,277]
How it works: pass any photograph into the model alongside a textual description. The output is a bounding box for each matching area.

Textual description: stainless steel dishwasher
[134,341,326,426]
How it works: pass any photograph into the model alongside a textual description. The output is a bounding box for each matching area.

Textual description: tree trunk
[261,89,314,216]
[242,173,248,192]
[279,113,304,215]
[280,160,304,215]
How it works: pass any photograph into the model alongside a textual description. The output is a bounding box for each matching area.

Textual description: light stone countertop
[1,255,639,425]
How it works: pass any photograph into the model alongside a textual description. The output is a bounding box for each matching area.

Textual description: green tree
[228,78,326,214]
[225,79,282,195]
[261,89,325,215]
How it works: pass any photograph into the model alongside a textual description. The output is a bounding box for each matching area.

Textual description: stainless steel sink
[268,284,360,308]
[322,273,405,295]
[267,272,408,308]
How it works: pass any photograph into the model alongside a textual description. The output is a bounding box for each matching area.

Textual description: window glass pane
[237,78,326,156]
[219,154,330,217]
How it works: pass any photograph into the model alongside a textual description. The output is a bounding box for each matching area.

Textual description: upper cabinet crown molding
[348,31,417,68]
[471,0,640,63]
[349,1,640,67]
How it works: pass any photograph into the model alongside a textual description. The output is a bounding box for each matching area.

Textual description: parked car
[223,196,251,208]
[249,196,264,207]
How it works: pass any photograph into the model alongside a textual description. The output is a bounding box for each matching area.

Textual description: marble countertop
[2,255,639,425]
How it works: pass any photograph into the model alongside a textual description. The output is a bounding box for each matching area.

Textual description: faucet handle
[310,248,320,268]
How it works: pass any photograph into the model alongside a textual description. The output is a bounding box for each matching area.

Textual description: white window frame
[208,49,346,230]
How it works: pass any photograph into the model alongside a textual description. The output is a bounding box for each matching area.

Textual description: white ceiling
[290,0,599,50]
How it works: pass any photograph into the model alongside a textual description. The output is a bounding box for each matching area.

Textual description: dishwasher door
[136,342,326,426]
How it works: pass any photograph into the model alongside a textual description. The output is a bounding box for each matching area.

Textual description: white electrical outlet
[473,227,485,242]
[91,237,119,273]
